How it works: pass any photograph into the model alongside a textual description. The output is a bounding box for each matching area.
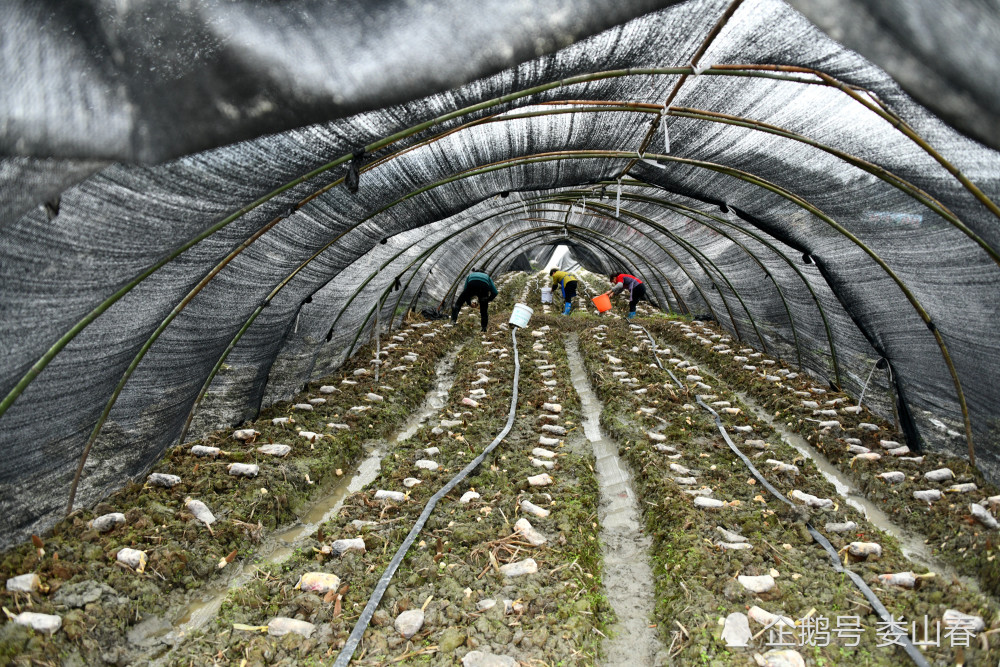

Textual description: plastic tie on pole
[857,356,891,409]
[661,106,671,154]
[345,148,366,194]
[43,197,60,220]
[615,178,621,218]
[691,61,710,75]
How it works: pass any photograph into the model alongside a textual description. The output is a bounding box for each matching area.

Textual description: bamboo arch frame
[60,140,983,513]
[63,146,981,513]
[6,60,997,428]
[358,149,980,462]
[8,61,993,516]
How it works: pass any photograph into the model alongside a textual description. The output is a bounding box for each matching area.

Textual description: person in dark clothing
[452,269,499,331]
[607,273,646,319]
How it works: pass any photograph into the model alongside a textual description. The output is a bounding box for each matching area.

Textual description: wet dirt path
[141,347,460,662]
[564,334,665,667]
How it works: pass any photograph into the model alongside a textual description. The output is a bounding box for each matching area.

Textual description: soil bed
[645,315,1000,602]
[139,306,612,665]
[0,314,466,665]
[572,314,999,666]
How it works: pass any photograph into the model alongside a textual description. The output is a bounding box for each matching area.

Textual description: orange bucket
[592,293,612,313]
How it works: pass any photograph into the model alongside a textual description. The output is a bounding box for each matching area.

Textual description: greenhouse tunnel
[2,0,1000,664]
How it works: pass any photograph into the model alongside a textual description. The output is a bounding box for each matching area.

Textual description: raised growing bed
[573,317,998,666]
[0,316,466,664]
[646,316,1000,601]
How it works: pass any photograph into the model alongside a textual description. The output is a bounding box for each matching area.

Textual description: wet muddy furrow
[643,324,979,596]
[565,335,664,666]
[733,389,984,596]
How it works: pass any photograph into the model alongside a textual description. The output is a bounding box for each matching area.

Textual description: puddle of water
[144,347,461,660]
[276,348,459,545]
[276,448,383,544]
[565,335,664,666]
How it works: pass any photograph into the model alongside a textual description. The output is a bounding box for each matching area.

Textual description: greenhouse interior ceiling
[2,0,1000,663]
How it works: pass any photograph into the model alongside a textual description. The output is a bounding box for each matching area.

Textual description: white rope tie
[615,178,622,218]
[661,106,671,153]
[857,357,888,409]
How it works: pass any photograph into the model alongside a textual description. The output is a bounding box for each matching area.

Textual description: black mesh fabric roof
[1,0,999,549]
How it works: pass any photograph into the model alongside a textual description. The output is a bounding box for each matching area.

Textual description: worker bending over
[549,268,579,315]
[452,269,498,332]
[607,273,646,319]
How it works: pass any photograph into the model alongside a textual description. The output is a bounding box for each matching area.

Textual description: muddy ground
[3,269,999,666]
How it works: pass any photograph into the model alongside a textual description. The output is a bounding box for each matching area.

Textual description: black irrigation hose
[694,395,930,667]
[634,323,684,389]
[333,326,523,666]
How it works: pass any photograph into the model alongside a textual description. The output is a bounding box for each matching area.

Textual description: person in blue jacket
[452,269,499,331]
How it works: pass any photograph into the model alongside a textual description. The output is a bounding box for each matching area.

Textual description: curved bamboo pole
[666,106,1000,268]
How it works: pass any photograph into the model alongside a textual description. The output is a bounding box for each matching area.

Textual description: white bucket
[540,287,553,304]
[509,303,533,328]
